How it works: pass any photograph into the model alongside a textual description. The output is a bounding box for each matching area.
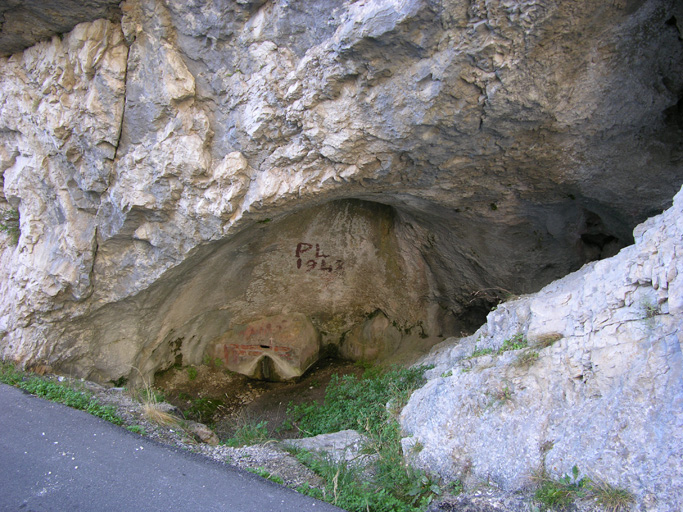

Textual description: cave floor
[155,357,365,441]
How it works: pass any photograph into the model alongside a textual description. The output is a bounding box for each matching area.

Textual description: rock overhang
[0,0,681,383]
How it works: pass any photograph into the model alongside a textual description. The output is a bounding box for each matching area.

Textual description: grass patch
[533,466,633,511]
[534,466,590,509]
[223,419,270,447]
[0,361,123,425]
[284,365,443,511]
[248,466,284,484]
[126,425,147,435]
[592,480,635,512]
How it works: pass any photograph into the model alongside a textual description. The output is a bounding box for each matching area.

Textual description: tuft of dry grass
[514,350,540,368]
[131,366,179,427]
[533,333,563,349]
[592,479,635,512]
[142,402,178,426]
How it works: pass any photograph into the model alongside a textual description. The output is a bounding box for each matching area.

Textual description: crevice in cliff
[111,39,130,164]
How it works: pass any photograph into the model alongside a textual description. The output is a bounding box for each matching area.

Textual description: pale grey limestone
[400,185,683,512]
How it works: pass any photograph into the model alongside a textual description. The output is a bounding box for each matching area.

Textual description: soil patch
[154,357,364,441]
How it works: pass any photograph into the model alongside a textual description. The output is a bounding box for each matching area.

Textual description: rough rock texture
[0,0,122,57]
[283,429,374,466]
[0,0,682,383]
[400,185,683,511]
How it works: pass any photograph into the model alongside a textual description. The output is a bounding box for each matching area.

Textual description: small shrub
[186,366,198,380]
[641,299,659,319]
[487,385,513,406]
[440,370,452,378]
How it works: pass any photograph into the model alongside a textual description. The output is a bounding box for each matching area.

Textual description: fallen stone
[283,429,374,466]
[185,421,220,446]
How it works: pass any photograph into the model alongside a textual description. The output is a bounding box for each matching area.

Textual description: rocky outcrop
[400,185,683,511]
[0,0,682,383]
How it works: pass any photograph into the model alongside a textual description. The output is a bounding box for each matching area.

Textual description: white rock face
[0,0,681,386]
[400,186,683,511]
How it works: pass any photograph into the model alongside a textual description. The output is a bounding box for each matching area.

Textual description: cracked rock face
[400,184,683,511]
[0,0,682,383]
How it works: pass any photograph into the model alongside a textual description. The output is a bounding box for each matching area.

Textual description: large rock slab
[400,185,683,511]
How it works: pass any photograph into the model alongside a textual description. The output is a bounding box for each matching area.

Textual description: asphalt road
[0,383,344,512]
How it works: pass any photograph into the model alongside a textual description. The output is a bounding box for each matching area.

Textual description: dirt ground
[154,357,365,441]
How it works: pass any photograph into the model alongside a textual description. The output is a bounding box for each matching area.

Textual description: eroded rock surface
[400,185,683,511]
[0,0,682,384]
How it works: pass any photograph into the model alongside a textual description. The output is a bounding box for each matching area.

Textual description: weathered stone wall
[400,185,683,511]
[0,0,682,383]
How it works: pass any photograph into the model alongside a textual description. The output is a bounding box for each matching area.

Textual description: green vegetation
[126,425,147,435]
[497,333,528,354]
[0,361,123,425]
[247,466,284,484]
[223,420,270,447]
[466,347,495,359]
[486,385,513,407]
[0,207,19,245]
[534,466,633,512]
[535,466,590,509]
[641,299,659,320]
[186,366,198,380]
[186,397,223,424]
[465,334,528,362]
[592,480,635,512]
[284,365,450,512]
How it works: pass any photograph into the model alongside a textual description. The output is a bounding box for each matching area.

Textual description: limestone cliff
[401,184,683,511]
[0,0,681,385]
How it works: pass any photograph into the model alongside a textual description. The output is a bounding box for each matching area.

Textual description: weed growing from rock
[514,350,539,368]
[533,466,633,512]
[592,479,635,512]
[534,333,562,349]
[497,333,528,354]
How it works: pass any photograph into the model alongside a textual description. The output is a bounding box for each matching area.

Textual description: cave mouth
[128,193,628,385]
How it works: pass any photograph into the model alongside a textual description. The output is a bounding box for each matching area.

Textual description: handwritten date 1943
[295,242,344,273]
